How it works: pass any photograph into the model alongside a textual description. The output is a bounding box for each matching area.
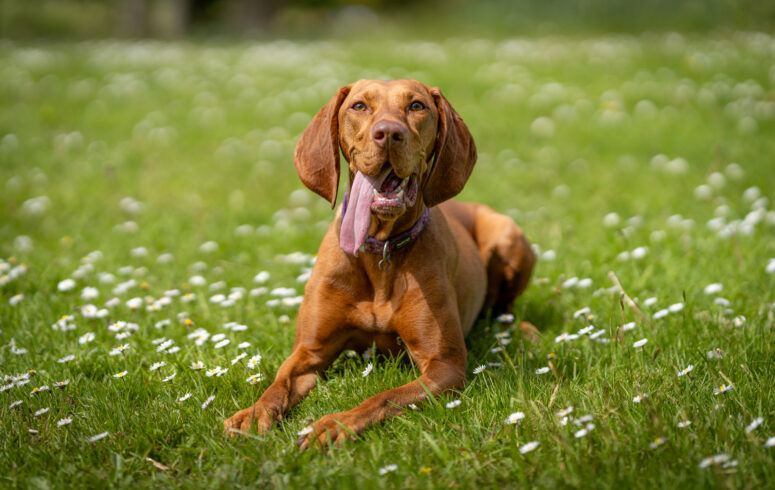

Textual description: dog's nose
[372,121,406,148]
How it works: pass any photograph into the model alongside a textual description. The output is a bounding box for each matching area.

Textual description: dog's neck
[367,201,426,241]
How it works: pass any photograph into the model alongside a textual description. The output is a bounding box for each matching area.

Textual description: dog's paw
[223,403,278,438]
[295,411,361,450]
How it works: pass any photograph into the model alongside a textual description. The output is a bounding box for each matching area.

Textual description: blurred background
[2,0,775,39]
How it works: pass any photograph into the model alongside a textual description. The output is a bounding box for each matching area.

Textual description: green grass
[1,33,775,488]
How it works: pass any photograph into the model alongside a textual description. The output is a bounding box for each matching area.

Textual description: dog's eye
[409,101,425,112]
[352,102,367,111]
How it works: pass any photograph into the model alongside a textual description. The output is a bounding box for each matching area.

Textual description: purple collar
[341,192,431,257]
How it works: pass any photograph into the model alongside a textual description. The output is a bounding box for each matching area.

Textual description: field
[1,33,775,488]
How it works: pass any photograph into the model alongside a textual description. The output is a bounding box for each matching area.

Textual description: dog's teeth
[397,190,404,200]
[373,189,379,198]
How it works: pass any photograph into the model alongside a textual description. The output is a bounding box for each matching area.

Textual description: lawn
[1,33,775,488]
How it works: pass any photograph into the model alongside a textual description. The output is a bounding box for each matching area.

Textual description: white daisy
[178,393,192,402]
[190,361,205,370]
[247,354,262,369]
[713,384,733,395]
[246,373,264,384]
[297,426,314,436]
[535,366,550,375]
[113,371,128,378]
[34,407,50,416]
[519,441,539,454]
[745,417,764,433]
[149,361,166,371]
[473,365,486,375]
[362,363,373,377]
[231,353,248,365]
[677,365,694,377]
[201,394,215,409]
[162,373,176,382]
[633,338,648,348]
[505,412,525,424]
[87,432,110,442]
[57,417,73,427]
[378,464,398,475]
[445,399,462,408]
[677,420,692,428]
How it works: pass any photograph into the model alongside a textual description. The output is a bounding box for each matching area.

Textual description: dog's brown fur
[224,79,535,448]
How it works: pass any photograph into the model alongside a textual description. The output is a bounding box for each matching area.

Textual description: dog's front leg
[297,306,467,449]
[223,301,349,437]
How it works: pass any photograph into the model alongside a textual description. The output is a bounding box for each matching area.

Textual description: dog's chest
[356,299,397,333]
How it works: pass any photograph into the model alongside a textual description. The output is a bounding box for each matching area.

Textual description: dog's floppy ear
[293,85,351,208]
[423,87,477,208]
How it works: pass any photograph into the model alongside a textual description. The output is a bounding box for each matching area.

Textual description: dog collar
[341,191,430,265]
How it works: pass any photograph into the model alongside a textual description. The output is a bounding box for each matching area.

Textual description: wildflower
[714,297,731,307]
[535,367,550,375]
[473,365,486,375]
[201,395,215,409]
[362,363,373,377]
[297,426,314,436]
[633,393,648,403]
[745,417,764,433]
[573,307,590,319]
[677,420,692,428]
[677,365,694,377]
[704,283,723,295]
[81,287,99,300]
[496,313,515,324]
[58,278,76,291]
[621,322,636,331]
[766,437,775,447]
[408,404,417,410]
[238,341,251,349]
[707,348,723,359]
[246,373,264,384]
[378,464,398,475]
[57,417,73,427]
[214,339,230,349]
[150,361,166,371]
[733,316,746,327]
[557,406,574,417]
[574,423,595,438]
[446,399,462,408]
[79,332,96,344]
[643,297,658,307]
[246,355,262,369]
[126,297,142,309]
[30,385,50,395]
[554,333,568,343]
[58,355,75,363]
[714,384,733,395]
[668,303,684,313]
[231,353,248,365]
[9,294,23,305]
[633,338,648,348]
[699,454,730,468]
[162,373,176,382]
[519,441,539,454]
[54,379,70,388]
[547,352,557,359]
[190,361,205,370]
[87,431,113,447]
[205,367,227,377]
[490,346,503,354]
[34,407,50,416]
[505,412,525,424]
[113,371,128,378]
[178,393,192,402]
[649,437,666,449]
[653,309,668,319]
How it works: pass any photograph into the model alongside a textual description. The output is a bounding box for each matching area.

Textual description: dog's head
[294,79,477,213]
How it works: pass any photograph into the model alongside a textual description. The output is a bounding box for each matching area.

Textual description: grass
[1,32,775,488]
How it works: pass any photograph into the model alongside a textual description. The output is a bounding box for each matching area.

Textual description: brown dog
[224,79,535,448]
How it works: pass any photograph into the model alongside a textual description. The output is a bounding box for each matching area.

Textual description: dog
[224,79,535,448]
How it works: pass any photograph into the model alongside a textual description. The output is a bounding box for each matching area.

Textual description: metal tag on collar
[378,240,392,271]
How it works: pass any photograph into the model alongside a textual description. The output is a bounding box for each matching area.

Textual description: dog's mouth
[371,164,418,214]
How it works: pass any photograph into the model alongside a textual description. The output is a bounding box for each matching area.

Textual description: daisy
[714,297,731,307]
[88,432,109,442]
[445,400,462,408]
[247,355,262,369]
[214,339,230,349]
[126,297,142,309]
[81,287,99,300]
[205,367,223,377]
[34,407,50,416]
[668,303,684,313]
[362,363,373,377]
[496,313,515,324]
[707,349,723,359]
[547,352,557,359]
[58,278,76,291]
[190,361,205,370]
[745,417,764,433]
[643,297,658,307]
[505,412,525,424]
[633,338,648,348]
[573,307,590,319]
[535,367,550,375]
[677,420,692,428]
[653,309,669,319]
[677,365,694,377]
[231,353,248,365]
[10,400,23,408]
[178,393,192,402]
[714,384,733,395]
[473,365,486,375]
[57,417,73,427]
[704,283,723,295]
[621,322,636,331]
[633,393,648,403]
[9,294,23,306]
[649,437,667,449]
[113,371,128,378]
[237,341,251,349]
[79,332,95,344]
[519,441,539,454]
[490,347,503,354]
[577,326,594,335]
[149,361,166,371]
[201,395,215,409]
[766,437,775,447]
[699,454,730,468]
[297,426,314,436]
[162,373,176,382]
[574,423,595,438]
[557,406,574,417]
[246,373,264,384]
[378,464,398,475]
[30,385,50,395]
[733,316,746,327]
[53,379,70,388]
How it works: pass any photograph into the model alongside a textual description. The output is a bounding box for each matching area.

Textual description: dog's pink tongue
[340,171,380,256]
